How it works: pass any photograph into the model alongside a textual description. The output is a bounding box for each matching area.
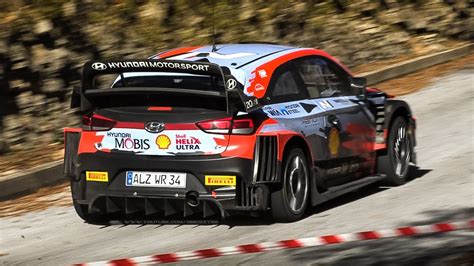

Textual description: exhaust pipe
[185,191,200,207]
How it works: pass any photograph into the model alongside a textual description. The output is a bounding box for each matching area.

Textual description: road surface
[1,67,473,265]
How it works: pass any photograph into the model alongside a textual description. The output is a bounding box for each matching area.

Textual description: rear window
[87,72,227,111]
[111,72,224,92]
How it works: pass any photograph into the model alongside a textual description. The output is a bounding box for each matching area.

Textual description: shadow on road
[288,207,474,265]
[290,231,474,265]
[103,167,433,227]
[224,167,432,227]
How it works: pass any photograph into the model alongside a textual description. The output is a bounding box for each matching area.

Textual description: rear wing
[73,59,261,113]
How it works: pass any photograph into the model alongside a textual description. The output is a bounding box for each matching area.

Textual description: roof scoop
[196,53,210,57]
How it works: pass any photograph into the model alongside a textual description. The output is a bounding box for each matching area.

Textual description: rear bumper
[70,151,268,219]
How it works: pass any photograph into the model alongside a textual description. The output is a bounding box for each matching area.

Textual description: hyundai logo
[145,122,165,133]
[226,79,237,90]
[92,62,107,70]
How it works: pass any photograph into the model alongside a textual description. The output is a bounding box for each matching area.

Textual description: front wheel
[271,148,309,222]
[378,116,413,186]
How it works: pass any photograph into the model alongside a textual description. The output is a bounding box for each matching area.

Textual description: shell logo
[328,127,340,157]
[156,134,171,149]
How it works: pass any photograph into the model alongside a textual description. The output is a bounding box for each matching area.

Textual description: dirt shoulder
[368,53,474,96]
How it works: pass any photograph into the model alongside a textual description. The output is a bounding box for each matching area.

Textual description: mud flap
[64,131,80,180]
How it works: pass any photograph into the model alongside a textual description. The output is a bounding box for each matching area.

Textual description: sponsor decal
[281,104,300,115]
[320,100,333,110]
[107,132,132,138]
[114,138,150,150]
[255,84,264,91]
[333,97,351,105]
[328,127,340,157]
[205,175,236,186]
[264,104,301,117]
[175,134,201,150]
[108,132,151,150]
[86,171,108,182]
[258,70,267,78]
[91,62,107,70]
[302,117,323,128]
[156,134,171,149]
[226,79,237,90]
[102,61,210,71]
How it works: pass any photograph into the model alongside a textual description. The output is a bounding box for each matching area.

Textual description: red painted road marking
[76,220,474,265]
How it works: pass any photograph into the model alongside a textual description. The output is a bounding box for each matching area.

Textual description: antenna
[211,0,217,52]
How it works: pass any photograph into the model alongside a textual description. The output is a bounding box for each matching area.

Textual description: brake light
[82,114,116,131]
[232,118,254,134]
[148,106,172,111]
[196,117,254,135]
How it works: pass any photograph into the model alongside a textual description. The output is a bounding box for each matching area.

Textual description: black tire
[378,116,413,186]
[271,148,309,222]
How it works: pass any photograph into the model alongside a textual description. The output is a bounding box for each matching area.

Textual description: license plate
[125,171,186,188]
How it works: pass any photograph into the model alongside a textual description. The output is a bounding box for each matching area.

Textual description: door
[294,56,376,185]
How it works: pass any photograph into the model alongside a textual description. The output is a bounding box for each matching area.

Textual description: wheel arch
[278,134,323,206]
[380,99,417,162]
[383,100,416,150]
[281,135,313,167]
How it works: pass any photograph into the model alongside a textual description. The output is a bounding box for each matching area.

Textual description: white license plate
[125,171,186,188]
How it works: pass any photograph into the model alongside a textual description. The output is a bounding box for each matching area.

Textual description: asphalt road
[1,67,473,265]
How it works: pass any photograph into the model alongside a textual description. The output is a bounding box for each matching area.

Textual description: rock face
[0,0,472,154]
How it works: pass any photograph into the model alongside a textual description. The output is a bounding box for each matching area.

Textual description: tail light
[197,117,254,135]
[82,114,116,131]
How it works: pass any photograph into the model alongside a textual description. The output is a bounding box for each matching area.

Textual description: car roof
[152,43,298,68]
[150,43,352,99]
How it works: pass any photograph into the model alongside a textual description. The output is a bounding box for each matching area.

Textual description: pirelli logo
[86,171,109,182]
[205,175,236,186]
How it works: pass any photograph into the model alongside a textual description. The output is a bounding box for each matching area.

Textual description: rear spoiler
[72,59,261,114]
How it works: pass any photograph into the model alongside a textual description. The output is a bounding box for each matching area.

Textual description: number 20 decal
[245,99,258,109]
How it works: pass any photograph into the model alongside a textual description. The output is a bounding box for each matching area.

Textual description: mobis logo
[115,138,150,150]
[175,134,201,150]
[107,132,150,150]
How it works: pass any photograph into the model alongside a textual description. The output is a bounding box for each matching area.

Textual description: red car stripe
[156,46,202,59]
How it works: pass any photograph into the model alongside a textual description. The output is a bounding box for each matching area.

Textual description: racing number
[245,99,258,109]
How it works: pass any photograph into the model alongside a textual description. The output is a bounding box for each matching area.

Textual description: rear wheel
[271,148,309,222]
[378,116,413,185]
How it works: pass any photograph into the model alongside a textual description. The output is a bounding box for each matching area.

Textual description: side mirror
[70,86,81,108]
[351,77,367,99]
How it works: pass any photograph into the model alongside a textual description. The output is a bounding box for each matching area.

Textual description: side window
[295,57,352,98]
[264,63,308,104]
[272,70,299,97]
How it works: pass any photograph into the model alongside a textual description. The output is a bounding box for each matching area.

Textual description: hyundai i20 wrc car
[64,43,417,223]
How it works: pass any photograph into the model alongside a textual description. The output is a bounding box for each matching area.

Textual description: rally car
[64,43,416,223]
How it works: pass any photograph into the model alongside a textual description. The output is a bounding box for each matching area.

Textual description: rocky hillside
[0,0,472,154]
